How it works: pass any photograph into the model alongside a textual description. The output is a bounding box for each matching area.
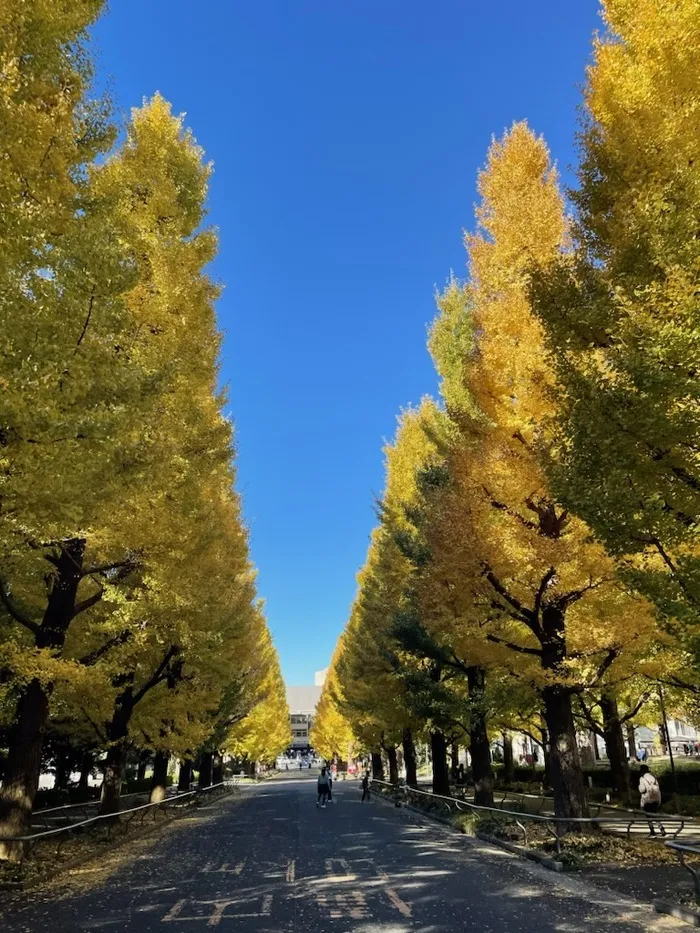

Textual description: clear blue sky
[93,1,601,685]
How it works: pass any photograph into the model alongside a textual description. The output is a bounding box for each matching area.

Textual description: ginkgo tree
[530,0,700,676]
[420,123,663,820]
[310,641,356,765]
[0,6,287,857]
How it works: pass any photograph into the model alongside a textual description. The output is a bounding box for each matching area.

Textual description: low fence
[0,780,236,861]
[30,777,242,831]
[371,780,690,854]
[666,840,700,904]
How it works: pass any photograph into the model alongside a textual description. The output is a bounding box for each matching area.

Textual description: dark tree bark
[137,751,150,783]
[540,726,551,788]
[430,730,450,797]
[150,751,169,802]
[370,751,384,781]
[467,666,494,806]
[0,681,50,860]
[503,732,515,784]
[450,743,459,781]
[387,746,399,785]
[600,691,631,804]
[199,751,214,788]
[0,539,85,859]
[101,741,127,816]
[100,696,132,816]
[540,605,588,821]
[79,752,93,794]
[402,728,418,788]
[178,759,193,792]
[98,645,179,816]
[212,753,223,786]
[542,685,588,820]
[626,722,637,760]
[54,744,72,791]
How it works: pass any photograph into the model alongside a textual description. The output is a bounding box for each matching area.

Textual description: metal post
[658,683,677,792]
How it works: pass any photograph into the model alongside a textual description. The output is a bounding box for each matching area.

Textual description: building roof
[286,685,322,715]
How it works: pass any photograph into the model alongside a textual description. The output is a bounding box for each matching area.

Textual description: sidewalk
[575,863,697,911]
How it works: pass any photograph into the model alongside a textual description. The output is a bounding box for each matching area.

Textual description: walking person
[639,764,663,835]
[361,770,370,802]
[327,771,333,804]
[316,767,330,808]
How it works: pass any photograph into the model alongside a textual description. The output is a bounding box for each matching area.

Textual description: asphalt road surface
[0,772,683,932]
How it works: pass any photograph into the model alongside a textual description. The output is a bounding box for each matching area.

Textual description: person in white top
[639,765,661,812]
[639,764,664,836]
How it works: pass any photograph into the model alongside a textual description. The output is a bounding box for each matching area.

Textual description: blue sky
[93,1,601,685]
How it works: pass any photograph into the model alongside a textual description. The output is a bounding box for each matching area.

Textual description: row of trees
[312,0,700,820]
[0,1,289,859]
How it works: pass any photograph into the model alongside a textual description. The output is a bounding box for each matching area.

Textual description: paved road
[0,772,684,932]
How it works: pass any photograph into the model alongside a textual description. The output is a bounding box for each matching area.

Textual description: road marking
[206,901,232,927]
[162,900,186,922]
[161,895,272,926]
[323,858,357,881]
[201,860,245,875]
[317,859,370,919]
[285,859,296,883]
[375,865,412,918]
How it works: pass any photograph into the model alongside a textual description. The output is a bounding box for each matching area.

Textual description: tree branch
[73,285,96,353]
[72,589,105,618]
[79,629,133,666]
[483,566,540,633]
[485,634,542,657]
[81,707,107,744]
[0,575,40,636]
[552,578,607,612]
[577,696,604,737]
[483,487,538,532]
[534,567,557,618]
[132,645,180,707]
[588,648,620,688]
[79,560,136,579]
[620,692,651,724]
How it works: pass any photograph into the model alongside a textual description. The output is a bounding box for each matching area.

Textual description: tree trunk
[503,732,515,784]
[212,754,223,786]
[542,685,588,820]
[626,722,637,760]
[467,666,494,806]
[430,730,450,797]
[591,731,601,761]
[79,752,93,794]
[600,692,631,804]
[178,759,193,792]
[137,751,149,783]
[99,688,135,816]
[54,743,72,792]
[150,751,169,803]
[0,539,85,859]
[387,746,399,784]
[199,751,213,788]
[402,728,418,788]
[100,741,127,816]
[371,751,384,781]
[541,726,551,788]
[450,743,459,781]
[0,681,50,861]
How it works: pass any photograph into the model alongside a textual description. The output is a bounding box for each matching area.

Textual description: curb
[373,789,687,931]
[655,900,700,927]
[475,831,564,872]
